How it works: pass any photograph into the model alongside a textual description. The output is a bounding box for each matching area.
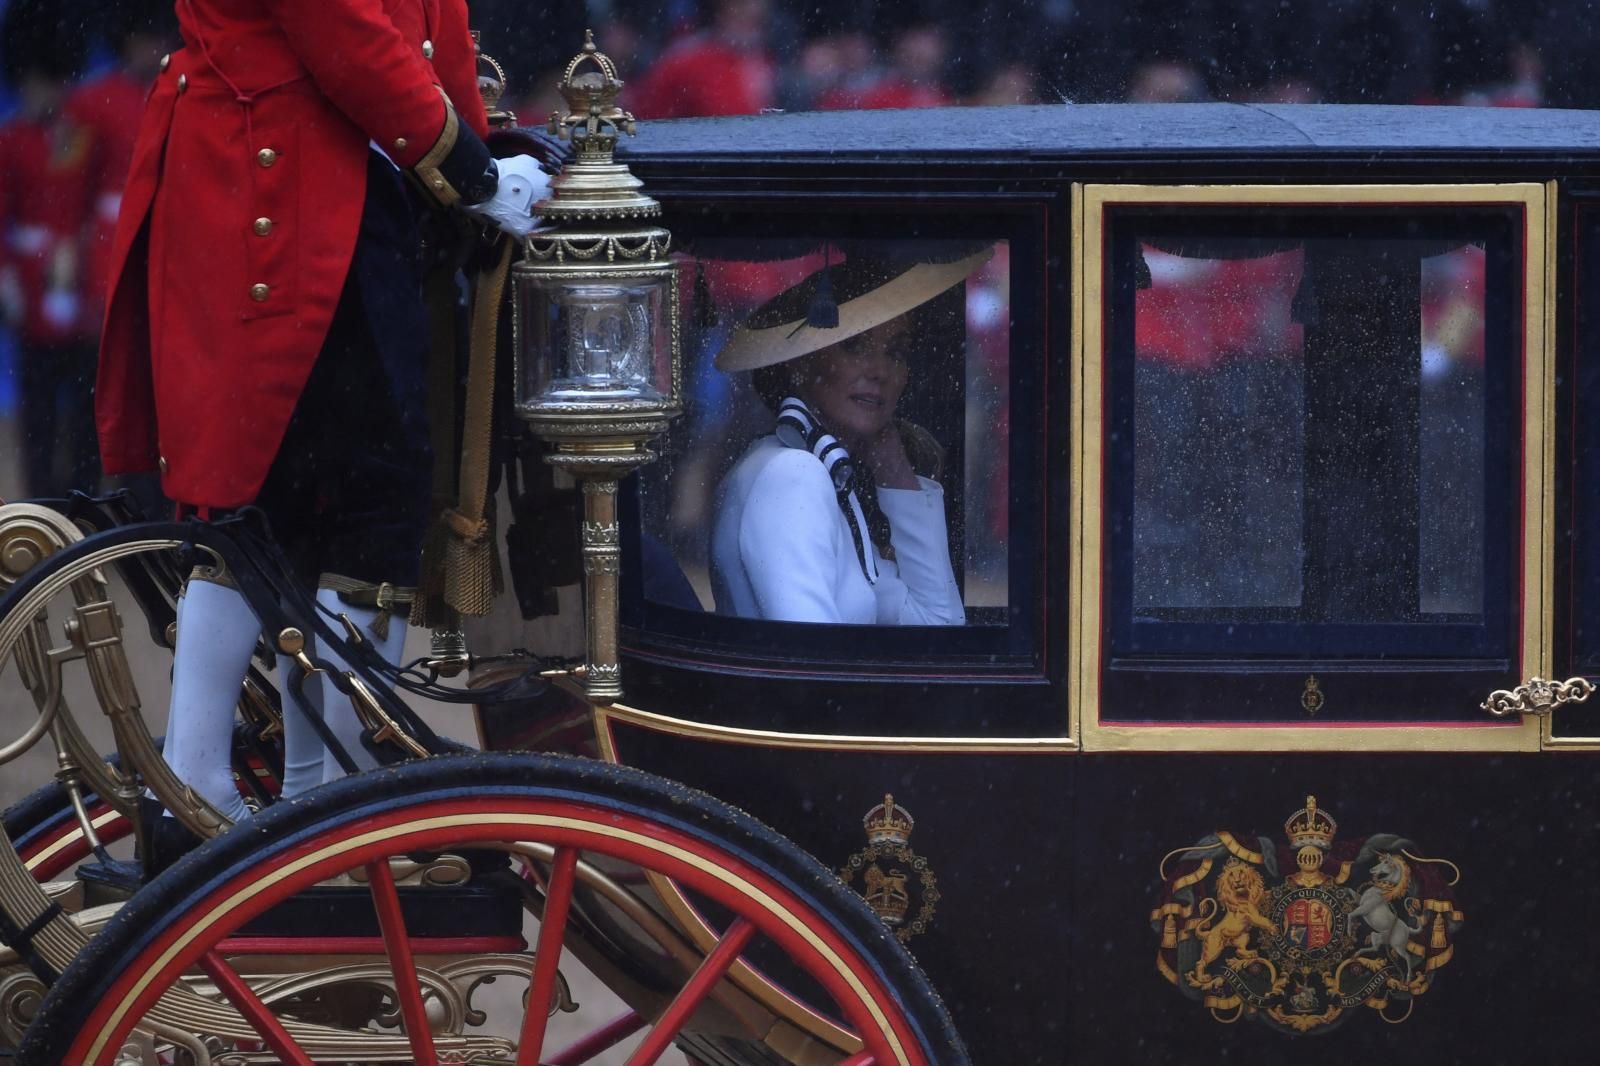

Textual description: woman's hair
[851,467,896,563]
[751,313,913,413]
[752,361,794,413]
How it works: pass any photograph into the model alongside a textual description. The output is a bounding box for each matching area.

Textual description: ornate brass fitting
[477,47,516,129]
[427,627,470,678]
[1481,675,1596,717]
[537,31,660,223]
[548,30,637,144]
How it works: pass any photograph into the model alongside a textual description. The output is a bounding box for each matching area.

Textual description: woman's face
[795,319,910,449]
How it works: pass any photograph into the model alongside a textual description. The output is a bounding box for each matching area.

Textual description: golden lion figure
[1185,860,1278,984]
[864,866,910,922]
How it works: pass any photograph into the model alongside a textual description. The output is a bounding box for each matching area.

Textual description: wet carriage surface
[585,103,1600,1063]
[4,100,1600,1064]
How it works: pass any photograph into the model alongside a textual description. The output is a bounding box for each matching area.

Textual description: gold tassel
[441,505,504,617]
[1431,912,1446,950]
[1161,915,1177,949]
[437,238,513,620]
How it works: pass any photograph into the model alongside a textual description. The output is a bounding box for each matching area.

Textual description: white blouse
[710,436,967,625]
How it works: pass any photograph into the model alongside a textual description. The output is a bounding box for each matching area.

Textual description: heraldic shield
[1151,796,1463,1034]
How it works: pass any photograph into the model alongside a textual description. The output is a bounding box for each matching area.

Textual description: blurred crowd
[1,0,1596,505]
[478,0,1589,122]
[1,0,173,505]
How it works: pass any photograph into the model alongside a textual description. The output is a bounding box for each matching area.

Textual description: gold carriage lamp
[512,32,681,703]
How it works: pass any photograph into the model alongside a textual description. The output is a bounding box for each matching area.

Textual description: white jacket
[710,436,967,625]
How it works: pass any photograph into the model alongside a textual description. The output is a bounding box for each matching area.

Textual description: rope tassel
[415,237,514,624]
[441,506,503,617]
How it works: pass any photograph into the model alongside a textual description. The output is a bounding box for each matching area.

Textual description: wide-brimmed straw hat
[714,246,992,372]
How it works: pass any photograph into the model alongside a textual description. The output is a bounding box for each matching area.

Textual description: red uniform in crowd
[0,106,97,349]
[0,93,102,499]
[95,0,489,510]
[630,35,776,120]
[817,78,949,111]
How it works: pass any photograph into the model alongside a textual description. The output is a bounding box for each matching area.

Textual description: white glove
[464,154,550,239]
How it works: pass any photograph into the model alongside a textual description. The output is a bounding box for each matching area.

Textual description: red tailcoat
[68,70,153,324]
[96,0,489,508]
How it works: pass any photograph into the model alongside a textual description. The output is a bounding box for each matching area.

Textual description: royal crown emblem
[1284,794,1337,850]
[1300,674,1324,716]
[1152,795,1463,1034]
[864,794,915,845]
[840,794,938,942]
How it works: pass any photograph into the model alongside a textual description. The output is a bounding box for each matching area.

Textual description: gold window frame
[1070,182,1554,753]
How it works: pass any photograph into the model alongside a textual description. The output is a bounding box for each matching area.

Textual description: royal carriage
[3,39,1600,1066]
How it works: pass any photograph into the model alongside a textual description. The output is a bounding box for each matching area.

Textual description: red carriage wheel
[19,752,967,1065]
[3,778,131,883]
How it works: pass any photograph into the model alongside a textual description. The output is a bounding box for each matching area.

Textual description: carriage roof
[619,102,1600,169]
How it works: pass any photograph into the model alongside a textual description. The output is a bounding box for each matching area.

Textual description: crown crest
[1284,795,1337,850]
[863,794,915,846]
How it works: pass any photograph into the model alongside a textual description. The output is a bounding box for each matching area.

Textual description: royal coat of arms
[1151,796,1463,1033]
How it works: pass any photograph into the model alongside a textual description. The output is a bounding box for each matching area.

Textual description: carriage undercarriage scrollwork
[0,499,961,1064]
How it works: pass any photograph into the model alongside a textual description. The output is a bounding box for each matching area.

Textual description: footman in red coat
[96,0,546,854]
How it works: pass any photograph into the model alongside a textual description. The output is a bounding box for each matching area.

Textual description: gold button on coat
[159,53,171,72]
[253,217,273,236]
[421,39,434,59]
[257,148,278,168]
[158,456,169,474]
[394,137,408,151]
[250,283,271,302]
[176,74,187,93]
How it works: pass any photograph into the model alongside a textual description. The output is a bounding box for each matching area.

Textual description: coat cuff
[411,97,499,208]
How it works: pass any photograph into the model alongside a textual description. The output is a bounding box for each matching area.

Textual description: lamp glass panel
[520,274,672,405]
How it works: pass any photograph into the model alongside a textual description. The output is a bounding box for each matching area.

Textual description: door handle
[1481,676,1596,717]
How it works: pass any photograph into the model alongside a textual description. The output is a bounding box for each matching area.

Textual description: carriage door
[1072,182,1556,752]
[1060,181,1600,1059]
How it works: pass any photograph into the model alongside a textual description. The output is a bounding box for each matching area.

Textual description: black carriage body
[580,104,1600,1063]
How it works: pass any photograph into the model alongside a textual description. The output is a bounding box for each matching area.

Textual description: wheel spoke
[366,859,439,1065]
[198,950,315,1066]
[30,758,960,1066]
[516,844,580,1065]
[546,1010,647,1064]
[626,918,758,1066]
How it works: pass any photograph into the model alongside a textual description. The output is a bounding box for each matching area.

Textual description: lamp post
[513,33,680,703]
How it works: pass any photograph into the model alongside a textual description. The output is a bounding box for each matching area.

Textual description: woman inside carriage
[708,249,987,625]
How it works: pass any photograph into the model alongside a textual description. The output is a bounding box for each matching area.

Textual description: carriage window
[637,237,1010,628]
[1094,202,1526,724]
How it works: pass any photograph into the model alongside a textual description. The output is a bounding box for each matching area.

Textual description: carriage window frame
[615,196,1061,740]
[1071,182,1553,753]
[1550,192,1600,748]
